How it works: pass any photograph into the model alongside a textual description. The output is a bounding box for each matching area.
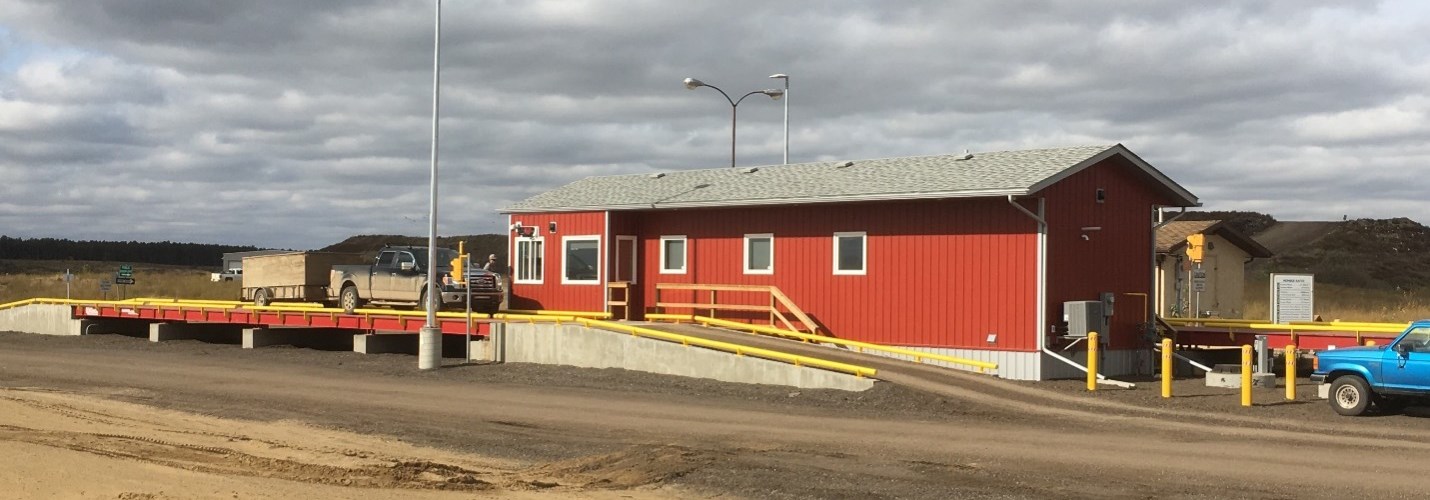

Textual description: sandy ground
[3,330,1430,499]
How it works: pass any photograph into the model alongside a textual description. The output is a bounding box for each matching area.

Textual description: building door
[613,236,640,318]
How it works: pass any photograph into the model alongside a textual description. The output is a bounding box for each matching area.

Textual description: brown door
[613,236,640,319]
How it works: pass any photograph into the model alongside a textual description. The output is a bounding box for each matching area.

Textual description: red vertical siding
[508,211,607,312]
[630,198,1038,351]
[1041,156,1162,350]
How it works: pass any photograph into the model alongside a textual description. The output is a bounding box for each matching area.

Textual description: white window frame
[659,235,687,275]
[743,233,774,275]
[514,236,544,284]
[561,235,602,285]
[833,231,867,275]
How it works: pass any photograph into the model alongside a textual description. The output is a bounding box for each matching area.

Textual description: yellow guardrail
[1163,317,1405,334]
[503,309,611,319]
[645,314,996,375]
[577,318,877,378]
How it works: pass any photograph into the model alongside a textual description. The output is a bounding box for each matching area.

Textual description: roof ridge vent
[835,161,854,168]
[648,172,666,179]
[741,167,759,174]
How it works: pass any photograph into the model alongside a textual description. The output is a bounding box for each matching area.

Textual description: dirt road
[1,331,1426,499]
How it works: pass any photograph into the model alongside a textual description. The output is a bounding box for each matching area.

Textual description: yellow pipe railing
[577,318,877,378]
[503,309,611,319]
[644,313,996,374]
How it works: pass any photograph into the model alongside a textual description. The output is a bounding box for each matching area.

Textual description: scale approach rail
[2,297,609,336]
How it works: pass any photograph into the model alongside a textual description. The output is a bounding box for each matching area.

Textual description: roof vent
[956,149,973,161]
[741,167,759,174]
[648,172,666,179]
[835,161,854,168]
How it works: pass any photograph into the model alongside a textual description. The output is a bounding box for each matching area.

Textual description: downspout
[1152,207,1187,320]
[1008,195,1133,388]
[603,211,611,314]
[1012,195,1132,385]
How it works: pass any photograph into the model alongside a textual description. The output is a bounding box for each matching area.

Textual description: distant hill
[1181,211,1430,291]
[319,234,506,262]
[1178,210,1278,238]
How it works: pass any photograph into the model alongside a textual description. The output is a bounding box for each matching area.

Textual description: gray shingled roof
[503,144,1198,213]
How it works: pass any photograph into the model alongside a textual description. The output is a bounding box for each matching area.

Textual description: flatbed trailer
[241,252,366,306]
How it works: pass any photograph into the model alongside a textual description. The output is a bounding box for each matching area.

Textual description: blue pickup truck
[1311,321,1430,416]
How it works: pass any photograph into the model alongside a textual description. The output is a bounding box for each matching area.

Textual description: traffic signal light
[450,241,467,284]
[1186,233,1204,262]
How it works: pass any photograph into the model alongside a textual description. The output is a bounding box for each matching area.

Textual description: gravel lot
[3,330,1429,499]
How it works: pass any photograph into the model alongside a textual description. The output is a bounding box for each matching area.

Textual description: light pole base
[418,326,442,370]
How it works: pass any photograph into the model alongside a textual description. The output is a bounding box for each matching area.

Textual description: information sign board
[1270,273,1314,324]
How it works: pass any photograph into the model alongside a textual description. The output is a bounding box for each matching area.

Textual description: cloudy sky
[1,1,1428,249]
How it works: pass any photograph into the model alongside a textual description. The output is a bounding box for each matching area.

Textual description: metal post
[1254,335,1269,373]
[1285,344,1297,400]
[1241,344,1253,407]
[465,253,473,363]
[729,103,738,168]
[1087,331,1099,391]
[65,269,71,300]
[1161,338,1173,398]
[1193,263,1201,318]
[771,73,788,164]
[418,0,443,370]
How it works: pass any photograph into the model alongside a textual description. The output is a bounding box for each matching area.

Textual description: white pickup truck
[210,269,242,282]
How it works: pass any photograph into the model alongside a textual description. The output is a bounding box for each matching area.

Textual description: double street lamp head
[682,76,784,167]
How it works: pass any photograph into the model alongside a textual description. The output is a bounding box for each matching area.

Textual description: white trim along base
[887,346,1151,381]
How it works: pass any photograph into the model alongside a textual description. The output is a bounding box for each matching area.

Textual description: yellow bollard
[1161,338,1173,398]
[1241,344,1253,407]
[1285,344,1297,400]
[1087,332,1099,391]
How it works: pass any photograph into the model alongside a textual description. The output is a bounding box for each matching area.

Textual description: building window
[744,233,773,275]
[514,237,544,284]
[833,232,866,275]
[562,235,601,284]
[660,235,687,274]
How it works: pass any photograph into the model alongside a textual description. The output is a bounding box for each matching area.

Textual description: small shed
[1155,220,1273,319]
[501,144,1198,380]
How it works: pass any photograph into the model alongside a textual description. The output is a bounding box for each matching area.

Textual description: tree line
[0,235,263,267]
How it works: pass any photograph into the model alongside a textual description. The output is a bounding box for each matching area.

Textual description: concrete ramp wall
[498,323,874,391]
[0,304,81,336]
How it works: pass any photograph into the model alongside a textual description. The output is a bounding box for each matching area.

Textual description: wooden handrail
[654,283,819,334]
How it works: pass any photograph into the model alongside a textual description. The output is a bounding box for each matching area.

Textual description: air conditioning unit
[1063,301,1108,342]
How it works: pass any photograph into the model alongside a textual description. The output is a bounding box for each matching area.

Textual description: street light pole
[683,78,783,168]
[419,0,442,370]
[769,74,788,164]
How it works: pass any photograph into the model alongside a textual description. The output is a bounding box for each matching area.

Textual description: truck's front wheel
[418,289,441,313]
[340,286,361,314]
[1330,375,1373,416]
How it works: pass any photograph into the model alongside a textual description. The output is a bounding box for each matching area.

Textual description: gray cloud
[1,0,1428,248]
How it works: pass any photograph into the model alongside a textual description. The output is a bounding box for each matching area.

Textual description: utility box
[1063,301,1107,342]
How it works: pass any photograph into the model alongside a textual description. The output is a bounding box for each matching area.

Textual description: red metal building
[501,144,1198,380]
